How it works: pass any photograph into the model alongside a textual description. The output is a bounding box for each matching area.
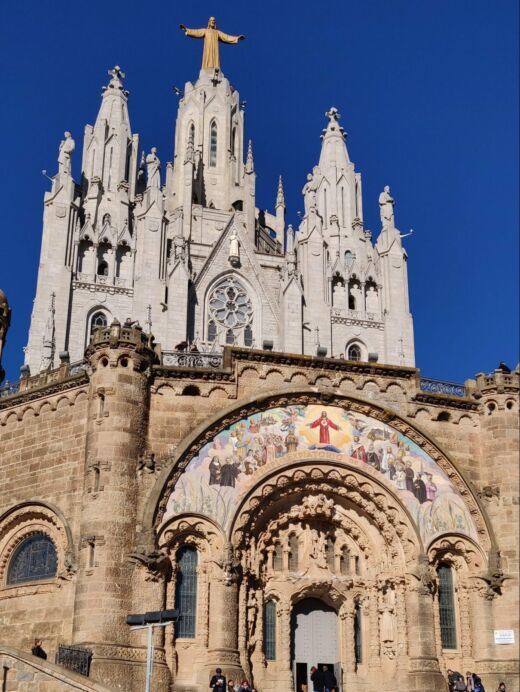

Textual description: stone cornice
[413,391,479,411]
[229,347,418,380]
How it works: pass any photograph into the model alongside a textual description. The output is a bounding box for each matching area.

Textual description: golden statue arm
[217,30,246,44]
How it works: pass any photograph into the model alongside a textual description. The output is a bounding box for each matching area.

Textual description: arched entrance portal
[291,598,340,692]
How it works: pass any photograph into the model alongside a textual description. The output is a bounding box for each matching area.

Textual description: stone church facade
[0,35,518,692]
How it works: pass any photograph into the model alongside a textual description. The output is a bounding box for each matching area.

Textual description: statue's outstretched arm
[217,30,246,44]
[181,26,206,38]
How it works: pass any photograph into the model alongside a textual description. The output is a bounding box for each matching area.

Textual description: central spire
[179,17,246,71]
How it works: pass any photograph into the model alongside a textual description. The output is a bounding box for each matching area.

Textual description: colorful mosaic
[163,405,478,546]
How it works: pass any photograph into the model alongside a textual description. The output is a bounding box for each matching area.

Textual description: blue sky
[0,0,518,382]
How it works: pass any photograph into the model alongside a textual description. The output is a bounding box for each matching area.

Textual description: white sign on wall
[494,630,515,645]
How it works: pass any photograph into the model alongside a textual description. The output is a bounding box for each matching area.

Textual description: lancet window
[288,534,299,572]
[354,605,363,664]
[264,600,277,661]
[437,563,457,649]
[175,546,198,639]
[7,534,57,585]
[90,311,108,337]
[209,121,218,167]
[348,344,362,362]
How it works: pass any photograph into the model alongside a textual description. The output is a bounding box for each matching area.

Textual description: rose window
[208,277,253,329]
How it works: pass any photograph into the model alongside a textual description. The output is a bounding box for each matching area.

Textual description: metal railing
[420,377,465,397]
[55,644,92,677]
[161,351,223,369]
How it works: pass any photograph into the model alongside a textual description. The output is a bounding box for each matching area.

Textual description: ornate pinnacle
[276,175,285,208]
[245,140,254,174]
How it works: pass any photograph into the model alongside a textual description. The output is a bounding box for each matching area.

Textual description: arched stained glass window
[344,250,354,270]
[438,564,457,649]
[226,329,235,345]
[288,534,299,572]
[90,312,108,337]
[244,324,253,347]
[175,547,198,639]
[348,344,362,362]
[264,600,277,661]
[7,534,57,585]
[208,320,217,342]
[209,121,218,167]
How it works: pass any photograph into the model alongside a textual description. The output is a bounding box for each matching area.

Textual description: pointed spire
[319,106,350,169]
[245,140,254,174]
[276,175,285,208]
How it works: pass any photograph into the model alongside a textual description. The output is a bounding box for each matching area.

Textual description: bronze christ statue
[180,16,245,71]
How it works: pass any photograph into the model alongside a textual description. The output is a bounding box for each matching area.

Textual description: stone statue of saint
[58,131,75,176]
[180,17,245,71]
[229,231,240,265]
[146,148,161,189]
[379,185,395,228]
[302,173,317,215]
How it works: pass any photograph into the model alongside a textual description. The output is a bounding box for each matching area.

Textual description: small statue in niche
[379,588,396,658]
[228,231,240,266]
[137,451,157,474]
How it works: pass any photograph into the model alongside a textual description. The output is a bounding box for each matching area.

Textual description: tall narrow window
[244,324,253,347]
[325,536,335,571]
[188,123,195,146]
[272,543,283,572]
[438,564,457,649]
[288,534,299,572]
[209,121,218,167]
[264,600,277,661]
[354,605,363,664]
[225,329,235,345]
[208,320,217,342]
[340,546,350,575]
[107,147,113,190]
[175,547,198,638]
[323,188,328,227]
[344,250,354,271]
[7,534,57,585]
[341,187,345,227]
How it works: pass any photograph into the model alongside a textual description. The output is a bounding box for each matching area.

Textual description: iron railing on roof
[419,377,465,397]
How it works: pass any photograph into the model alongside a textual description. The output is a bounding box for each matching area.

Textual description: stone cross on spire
[326,107,340,122]
[179,17,245,71]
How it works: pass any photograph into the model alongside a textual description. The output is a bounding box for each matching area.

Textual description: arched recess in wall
[85,306,112,349]
[142,387,496,562]
[0,501,76,593]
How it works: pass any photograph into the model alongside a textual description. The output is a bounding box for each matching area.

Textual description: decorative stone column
[206,548,245,681]
[404,566,445,691]
[277,600,294,691]
[368,586,381,674]
[339,597,356,689]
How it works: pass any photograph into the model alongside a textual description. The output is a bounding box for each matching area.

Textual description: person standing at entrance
[210,668,226,690]
[310,666,324,692]
[321,665,337,692]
